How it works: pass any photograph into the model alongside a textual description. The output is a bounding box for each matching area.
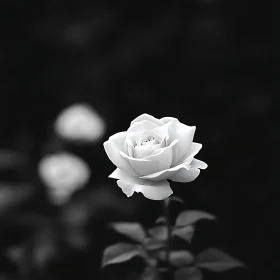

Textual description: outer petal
[171,123,196,166]
[160,117,178,124]
[140,153,207,181]
[177,142,202,165]
[169,168,200,183]
[190,158,208,169]
[134,180,173,200]
[120,140,178,176]
[104,132,139,176]
[131,113,164,127]
[112,169,172,200]
[157,119,196,166]
[140,162,190,181]
[109,168,127,179]
[128,120,158,133]
[116,180,135,197]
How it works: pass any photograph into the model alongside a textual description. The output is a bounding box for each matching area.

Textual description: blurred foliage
[0,0,278,279]
[101,209,246,279]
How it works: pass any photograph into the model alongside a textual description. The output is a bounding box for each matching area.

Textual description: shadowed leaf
[175,210,215,227]
[155,216,166,224]
[172,225,195,243]
[148,225,168,241]
[169,196,184,204]
[196,248,245,272]
[102,243,144,267]
[169,250,195,267]
[144,237,166,251]
[156,250,194,267]
[111,222,146,243]
[174,267,203,280]
[140,268,162,280]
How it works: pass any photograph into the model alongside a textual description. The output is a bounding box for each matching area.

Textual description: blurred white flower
[54,103,106,142]
[38,153,90,204]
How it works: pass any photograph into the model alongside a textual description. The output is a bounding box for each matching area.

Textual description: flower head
[104,114,207,200]
[55,103,105,143]
[38,152,90,204]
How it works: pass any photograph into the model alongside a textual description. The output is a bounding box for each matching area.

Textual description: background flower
[54,103,106,143]
[38,152,90,204]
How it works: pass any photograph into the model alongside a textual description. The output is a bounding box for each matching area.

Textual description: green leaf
[173,267,203,280]
[155,216,166,224]
[148,225,168,241]
[140,268,162,280]
[168,196,184,205]
[175,210,215,227]
[144,237,166,251]
[101,243,144,267]
[156,250,194,267]
[196,248,245,272]
[172,225,195,243]
[111,222,146,243]
[169,250,195,267]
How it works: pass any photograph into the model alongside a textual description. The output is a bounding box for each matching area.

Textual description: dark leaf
[175,210,215,227]
[169,250,195,267]
[156,250,194,267]
[155,216,166,224]
[140,268,162,280]
[0,149,25,169]
[102,243,144,267]
[144,237,166,251]
[0,184,33,215]
[169,196,184,204]
[111,222,146,243]
[196,248,245,272]
[172,225,195,243]
[174,267,203,280]
[148,225,168,241]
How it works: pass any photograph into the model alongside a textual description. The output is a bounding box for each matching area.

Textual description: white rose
[54,103,106,142]
[104,114,207,200]
[38,153,90,204]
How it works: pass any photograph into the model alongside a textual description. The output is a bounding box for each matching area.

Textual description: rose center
[141,136,158,146]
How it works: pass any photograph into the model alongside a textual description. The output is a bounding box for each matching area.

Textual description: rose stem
[162,198,172,272]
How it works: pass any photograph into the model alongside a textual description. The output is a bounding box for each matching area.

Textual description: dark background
[0,1,278,279]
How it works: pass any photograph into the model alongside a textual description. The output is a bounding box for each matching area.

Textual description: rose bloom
[38,152,90,204]
[104,114,207,200]
[54,103,106,143]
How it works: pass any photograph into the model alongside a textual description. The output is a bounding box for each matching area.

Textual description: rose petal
[134,181,173,200]
[131,113,164,127]
[104,132,139,176]
[109,168,127,179]
[140,162,190,181]
[140,153,206,181]
[112,169,172,200]
[190,158,208,169]
[169,168,200,183]
[171,123,196,166]
[120,140,178,176]
[154,121,173,142]
[116,180,135,197]
[133,137,166,159]
[125,132,137,157]
[127,120,158,133]
[177,142,202,165]
[160,117,178,124]
[157,118,196,166]
[116,178,172,201]
[134,145,156,159]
